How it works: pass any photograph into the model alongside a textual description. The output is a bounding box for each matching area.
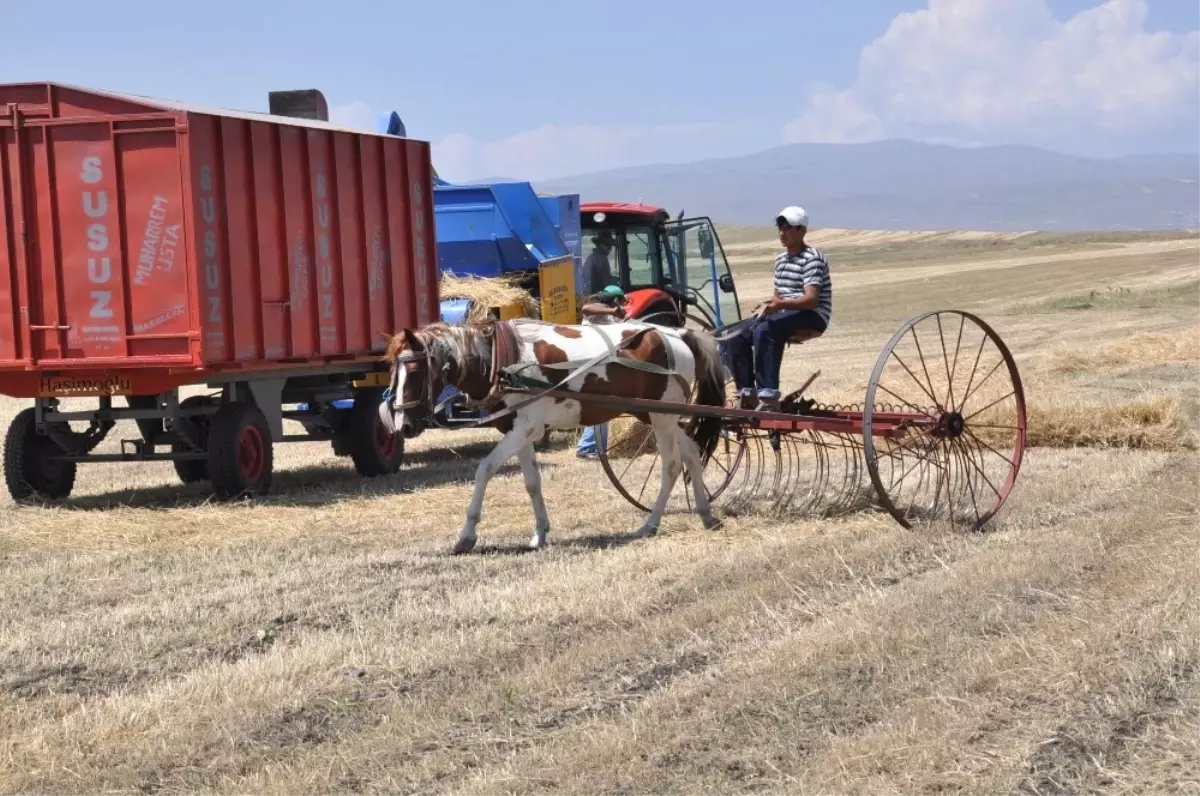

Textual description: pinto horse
[378,317,727,554]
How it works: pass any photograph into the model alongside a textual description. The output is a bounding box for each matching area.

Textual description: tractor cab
[579,202,742,330]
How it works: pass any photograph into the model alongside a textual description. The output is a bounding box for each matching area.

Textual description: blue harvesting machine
[374,112,585,432]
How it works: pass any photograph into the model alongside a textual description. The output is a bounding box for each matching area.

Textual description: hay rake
[547,310,1028,531]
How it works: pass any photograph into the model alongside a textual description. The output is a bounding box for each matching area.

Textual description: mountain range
[517,139,1199,232]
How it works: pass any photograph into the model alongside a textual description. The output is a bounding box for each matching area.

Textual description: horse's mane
[383,320,499,367]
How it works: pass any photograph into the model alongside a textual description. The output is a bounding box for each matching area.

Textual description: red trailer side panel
[0,82,438,398]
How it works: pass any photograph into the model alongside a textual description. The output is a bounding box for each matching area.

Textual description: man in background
[583,230,618,294]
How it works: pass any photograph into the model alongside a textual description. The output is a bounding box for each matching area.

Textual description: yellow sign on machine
[537,255,578,323]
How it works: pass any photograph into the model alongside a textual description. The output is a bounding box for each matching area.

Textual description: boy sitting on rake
[727,206,832,412]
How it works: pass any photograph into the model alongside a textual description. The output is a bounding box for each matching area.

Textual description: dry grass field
[0,228,1197,795]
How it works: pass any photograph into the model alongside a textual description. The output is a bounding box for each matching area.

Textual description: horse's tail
[680,328,728,463]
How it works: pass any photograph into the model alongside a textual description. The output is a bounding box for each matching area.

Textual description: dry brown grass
[0,230,1197,794]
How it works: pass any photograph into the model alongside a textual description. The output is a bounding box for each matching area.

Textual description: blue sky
[3,0,1197,182]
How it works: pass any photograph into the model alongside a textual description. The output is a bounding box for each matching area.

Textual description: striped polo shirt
[774,246,832,325]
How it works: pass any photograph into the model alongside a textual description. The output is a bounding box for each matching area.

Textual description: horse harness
[388,319,694,430]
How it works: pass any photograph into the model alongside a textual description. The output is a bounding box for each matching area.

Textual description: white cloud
[328,100,376,132]
[783,0,1200,146]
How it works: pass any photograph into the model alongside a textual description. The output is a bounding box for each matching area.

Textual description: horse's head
[379,327,437,437]
[379,322,489,435]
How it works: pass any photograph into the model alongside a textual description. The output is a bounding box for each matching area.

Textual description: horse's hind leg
[517,442,551,549]
[634,414,685,539]
[674,428,720,530]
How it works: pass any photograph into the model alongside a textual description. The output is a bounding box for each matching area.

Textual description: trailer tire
[3,408,76,503]
[346,388,404,477]
[172,395,217,484]
[206,403,273,499]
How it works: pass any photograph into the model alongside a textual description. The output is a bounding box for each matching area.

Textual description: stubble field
[0,228,1197,795]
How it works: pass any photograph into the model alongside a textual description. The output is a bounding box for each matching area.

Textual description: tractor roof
[580,202,669,226]
[580,201,665,216]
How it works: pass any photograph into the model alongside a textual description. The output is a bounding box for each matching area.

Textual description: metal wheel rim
[863,310,1027,531]
[237,425,267,483]
[598,420,746,513]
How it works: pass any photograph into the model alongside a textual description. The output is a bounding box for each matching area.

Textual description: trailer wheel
[172,395,216,484]
[345,388,404,477]
[3,408,77,503]
[206,403,273,499]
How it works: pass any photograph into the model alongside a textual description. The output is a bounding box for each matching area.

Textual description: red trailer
[0,82,438,501]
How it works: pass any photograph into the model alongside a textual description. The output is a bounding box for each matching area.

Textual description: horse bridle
[384,347,492,414]
[385,351,433,412]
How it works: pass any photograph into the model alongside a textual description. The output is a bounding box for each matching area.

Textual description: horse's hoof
[701,513,722,531]
[529,533,548,550]
[452,536,478,555]
[633,524,658,539]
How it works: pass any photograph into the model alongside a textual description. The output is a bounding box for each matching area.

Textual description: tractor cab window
[664,217,742,328]
[621,225,665,289]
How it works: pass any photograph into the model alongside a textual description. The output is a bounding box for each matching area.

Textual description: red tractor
[578,202,743,331]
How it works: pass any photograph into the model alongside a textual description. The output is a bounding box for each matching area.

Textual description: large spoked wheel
[3,408,77,503]
[345,387,404,477]
[863,310,1027,531]
[598,417,746,514]
[207,402,274,499]
[597,307,744,513]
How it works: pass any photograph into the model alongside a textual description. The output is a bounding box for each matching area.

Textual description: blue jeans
[577,423,608,454]
[726,309,826,398]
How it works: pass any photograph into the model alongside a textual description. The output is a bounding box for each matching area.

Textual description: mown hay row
[1048,329,1200,372]
[974,394,1196,452]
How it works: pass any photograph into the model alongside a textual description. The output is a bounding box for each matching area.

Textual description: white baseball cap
[776,206,809,228]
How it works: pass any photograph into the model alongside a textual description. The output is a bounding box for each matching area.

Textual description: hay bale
[604,416,658,458]
[440,273,540,323]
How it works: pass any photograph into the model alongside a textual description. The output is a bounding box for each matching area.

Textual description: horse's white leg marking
[635,413,685,538]
[673,425,720,530]
[517,442,551,549]
[455,421,538,554]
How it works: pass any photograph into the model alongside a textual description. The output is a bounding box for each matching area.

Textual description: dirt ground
[0,229,1196,795]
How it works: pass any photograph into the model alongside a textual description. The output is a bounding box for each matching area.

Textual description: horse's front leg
[455,425,533,554]
[517,442,551,549]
